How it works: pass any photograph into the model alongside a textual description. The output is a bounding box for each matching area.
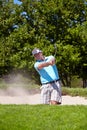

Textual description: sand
[0,87,87,105]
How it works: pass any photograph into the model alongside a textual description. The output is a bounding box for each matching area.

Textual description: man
[32,48,62,105]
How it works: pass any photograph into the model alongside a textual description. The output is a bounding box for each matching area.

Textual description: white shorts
[40,81,62,104]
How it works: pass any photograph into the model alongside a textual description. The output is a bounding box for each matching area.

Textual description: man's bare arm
[38,58,55,69]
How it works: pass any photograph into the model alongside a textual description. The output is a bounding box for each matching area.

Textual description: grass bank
[0,105,87,130]
[62,87,87,97]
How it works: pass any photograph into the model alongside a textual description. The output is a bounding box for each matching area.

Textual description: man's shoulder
[34,61,41,68]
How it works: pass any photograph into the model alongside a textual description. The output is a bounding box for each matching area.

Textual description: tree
[0,0,15,75]
[0,0,87,87]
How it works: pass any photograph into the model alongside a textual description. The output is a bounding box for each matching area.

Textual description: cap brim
[32,50,42,55]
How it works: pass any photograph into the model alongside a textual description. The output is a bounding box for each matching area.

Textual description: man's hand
[48,58,55,65]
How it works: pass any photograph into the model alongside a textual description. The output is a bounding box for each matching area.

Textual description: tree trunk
[83,79,87,88]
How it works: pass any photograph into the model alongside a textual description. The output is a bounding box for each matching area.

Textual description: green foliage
[56,43,81,87]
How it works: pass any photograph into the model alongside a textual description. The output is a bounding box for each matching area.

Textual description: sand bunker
[0,87,87,105]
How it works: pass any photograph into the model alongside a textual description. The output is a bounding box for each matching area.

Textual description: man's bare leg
[50,100,61,105]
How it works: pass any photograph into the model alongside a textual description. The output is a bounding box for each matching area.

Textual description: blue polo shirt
[34,55,59,84]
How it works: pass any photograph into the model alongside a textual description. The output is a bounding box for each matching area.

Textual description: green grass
[0,105,87,130]
[62,87,87,97]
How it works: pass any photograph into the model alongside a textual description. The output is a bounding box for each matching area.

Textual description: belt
[42,79,60,85]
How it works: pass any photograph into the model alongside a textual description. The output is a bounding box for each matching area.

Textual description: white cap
[32,48,42,55]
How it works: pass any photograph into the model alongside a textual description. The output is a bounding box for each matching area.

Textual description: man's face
[34,52,45,60]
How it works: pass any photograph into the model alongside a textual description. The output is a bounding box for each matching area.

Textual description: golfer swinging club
[32,48,62,105]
